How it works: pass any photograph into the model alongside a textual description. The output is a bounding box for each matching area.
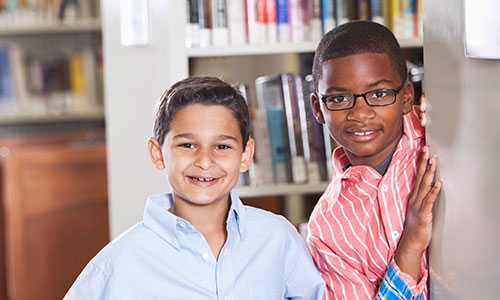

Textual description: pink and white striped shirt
[307,109,428,300]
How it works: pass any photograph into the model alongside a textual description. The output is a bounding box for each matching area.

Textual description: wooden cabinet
[0,133,109,300]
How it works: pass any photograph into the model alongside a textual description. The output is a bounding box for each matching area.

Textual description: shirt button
[392,231,399,239]
[381,184,389,192]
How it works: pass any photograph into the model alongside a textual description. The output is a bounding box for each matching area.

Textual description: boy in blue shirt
[66,76,428,299]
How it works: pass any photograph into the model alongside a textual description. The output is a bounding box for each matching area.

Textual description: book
[255,74,290,183]
[211,0,229,46]
[310,0,322,40]
[276,0,290,42]
[282,74,307,183]
[186,0,201,47]
[198,0,212,47]
[227,0,246,45]
[321,0,335,34]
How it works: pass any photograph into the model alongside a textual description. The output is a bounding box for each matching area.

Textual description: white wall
[425,1,500,299]
[102,1,188,237]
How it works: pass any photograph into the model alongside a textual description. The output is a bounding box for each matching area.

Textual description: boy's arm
[64,263,109,300]
[376,144,442,300]
[282,219,325,300]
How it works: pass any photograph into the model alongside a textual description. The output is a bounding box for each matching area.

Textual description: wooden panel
[3,143,109,300]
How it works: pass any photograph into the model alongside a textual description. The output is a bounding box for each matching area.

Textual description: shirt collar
[142,191,247,250]
[332,108,424,179]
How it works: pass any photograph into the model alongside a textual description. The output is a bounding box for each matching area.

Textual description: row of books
[186,0,423,48]
[0,44,102,117]
[237,73,334,186]
[0,0,100,26]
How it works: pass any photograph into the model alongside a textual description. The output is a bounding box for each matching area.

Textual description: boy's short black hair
[312,20,407,91]
[154,76,251,148]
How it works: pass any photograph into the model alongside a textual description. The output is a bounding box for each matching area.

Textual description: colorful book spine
[276,0,290,42]
[370,0,385,25]
[265,0,277,43]
[321,0,335,34]
[0,46,13,101]
[256,75,291,183]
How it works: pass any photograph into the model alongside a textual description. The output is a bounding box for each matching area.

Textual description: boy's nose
[193,149,214,170]
[347,95,376,121]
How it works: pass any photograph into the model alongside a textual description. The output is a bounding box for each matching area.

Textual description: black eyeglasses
[318,80,406,111]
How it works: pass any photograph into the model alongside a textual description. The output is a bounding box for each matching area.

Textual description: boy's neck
[170,194,230,233]
[345,132,401,172]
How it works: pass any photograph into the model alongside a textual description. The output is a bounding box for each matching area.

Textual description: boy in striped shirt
[307,21,442,299]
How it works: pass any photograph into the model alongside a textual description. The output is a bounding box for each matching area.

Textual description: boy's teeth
[195,177,215,182]
[353,131,374,136]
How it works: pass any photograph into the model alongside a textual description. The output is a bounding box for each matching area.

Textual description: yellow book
[69,54,86,96]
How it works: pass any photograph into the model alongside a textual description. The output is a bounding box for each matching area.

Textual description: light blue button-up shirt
[65,192,325,299]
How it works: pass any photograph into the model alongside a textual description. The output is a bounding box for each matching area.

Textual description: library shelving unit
[0,19,104,126]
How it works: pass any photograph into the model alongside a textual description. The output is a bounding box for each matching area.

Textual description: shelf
[0,109,105,125]
[235,181,329,198]
[187,37,423,58]
[0,19,101,36]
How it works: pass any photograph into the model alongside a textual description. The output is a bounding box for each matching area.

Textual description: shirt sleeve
[282,218,325,300]
[375,258,428,300]
[64,262,110,300]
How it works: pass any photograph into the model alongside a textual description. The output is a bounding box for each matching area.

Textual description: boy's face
[149,104,254,207]
[311,53,413,168]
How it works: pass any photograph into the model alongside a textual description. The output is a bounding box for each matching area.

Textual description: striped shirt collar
[143,191,246,250]
[332,109,424,181]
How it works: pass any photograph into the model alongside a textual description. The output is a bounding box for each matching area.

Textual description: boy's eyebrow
[172,133,239,143]
[324,79,396,93]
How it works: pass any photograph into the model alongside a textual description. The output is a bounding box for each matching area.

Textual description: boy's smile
[152,104,253,207]
[311,52,413,169]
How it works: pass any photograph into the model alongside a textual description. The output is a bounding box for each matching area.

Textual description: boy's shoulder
[242,204,300,237]
[83,222,154,269]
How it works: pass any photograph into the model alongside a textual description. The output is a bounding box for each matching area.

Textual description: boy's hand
[419,95,430,127]
[395,146,442,280]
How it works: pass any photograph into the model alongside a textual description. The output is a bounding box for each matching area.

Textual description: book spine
[310,0,322,40]
[212,0,229,45]
[281,73,307,183]
[276,0,290,42]
[265,0,277,43]
[198,0,212,47]
[228,0,246,45]
[186,0,201,47]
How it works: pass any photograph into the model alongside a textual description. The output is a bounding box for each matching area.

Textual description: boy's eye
[372,90,389,99]
[216,144,231,150]
[179,143,195,149]
[327,95,351,104]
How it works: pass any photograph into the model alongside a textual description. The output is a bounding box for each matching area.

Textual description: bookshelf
[0,20,101,36]
[187,37,423,58]
[0,2,103,126]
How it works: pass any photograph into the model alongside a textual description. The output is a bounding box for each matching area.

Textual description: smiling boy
[307,21,442,299]
[65,77,324,299]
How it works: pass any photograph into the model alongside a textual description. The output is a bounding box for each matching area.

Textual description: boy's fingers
[420,180,442,217]
[414,146,429,194]
[416,156,438,208]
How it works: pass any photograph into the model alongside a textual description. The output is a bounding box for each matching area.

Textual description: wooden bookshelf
[0,109,105,125]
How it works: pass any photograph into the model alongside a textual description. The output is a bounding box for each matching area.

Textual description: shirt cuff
[389,257,428,298]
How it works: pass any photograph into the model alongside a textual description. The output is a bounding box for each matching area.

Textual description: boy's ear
[148,137,165,170]
[240,137,255,173]
[401,81,415,114]
[310,93,325,124]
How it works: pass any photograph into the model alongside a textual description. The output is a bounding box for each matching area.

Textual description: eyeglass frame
[317,79,407,111]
